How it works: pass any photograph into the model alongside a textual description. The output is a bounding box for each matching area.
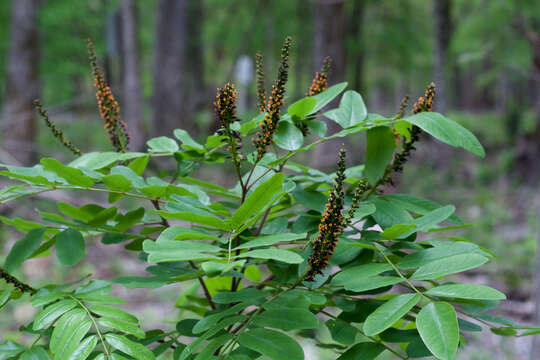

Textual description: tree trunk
[313,0,346,82]
[120,0,145,151]
[433,0,452,113]
[312,0,346,168]
[294,0,312,99]
[153,0,188,137]
[347,0,365,94]
[186,0,205,114]
[2,0,40,165]
[533,211,540,358]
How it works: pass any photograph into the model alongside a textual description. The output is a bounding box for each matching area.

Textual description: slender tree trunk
[294,0,311,99]
[433,0,451,113]
[347,0,365,93]
[186,0,205,109]
[533,215,540,358]
[120,0,145,150]
[153,0,187,137]
[312,0,346,168]
[313,0,346,82]
[2,0,40,165]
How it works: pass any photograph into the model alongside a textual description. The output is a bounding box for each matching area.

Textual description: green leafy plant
[0,37,535,360]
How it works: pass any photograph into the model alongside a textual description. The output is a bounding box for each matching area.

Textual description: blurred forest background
[1,0,540,358]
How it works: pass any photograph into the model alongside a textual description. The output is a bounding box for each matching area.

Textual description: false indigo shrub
[0,37,531,360]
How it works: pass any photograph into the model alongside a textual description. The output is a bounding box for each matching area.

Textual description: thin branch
[320,310,408,359]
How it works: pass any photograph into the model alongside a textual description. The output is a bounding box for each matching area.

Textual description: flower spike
[306,146,347,281]
[255,52,266,113]
[253,36,292,160]
[307,56,332,96]
[34,100,82,156]
[215,83,242,163]
[87,39,130,153]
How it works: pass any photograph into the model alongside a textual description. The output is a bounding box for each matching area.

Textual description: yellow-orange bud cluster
[306,147,346,281]
[307,56,332,96]
[253,37,291,160]
[87,39,129,153]
[413,82,436,114]
[215,83,242,159]
[214,83,238,125]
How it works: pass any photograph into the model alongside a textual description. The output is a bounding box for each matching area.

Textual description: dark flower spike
[253,36,292,160]
[393,95,410,145]
[214,83,242,162]
[255,52,266,113]
[307,56,332,96]
[34,100,82,156]
[87,39,130,153]
[306,146,347,281]
[391,83,436,177]
[344,179,370,227]
[395,95,410,120]
[0,267,35,295]
[412,82,436,114]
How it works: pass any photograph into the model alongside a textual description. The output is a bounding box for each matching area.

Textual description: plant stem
[70,295,111,359]
[375,243,423,295]
[320,310,408,359]
[219,270,308,357]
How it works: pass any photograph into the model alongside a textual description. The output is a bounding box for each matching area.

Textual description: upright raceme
[255,52,266,114]
[253,36,292,160]
[306,147,347,281]
[413,82,436,114]
[34,100,82,156]
[87,39,130,153]
[215,83,242,160]
[307,56,332,96]
[391,83,437,176]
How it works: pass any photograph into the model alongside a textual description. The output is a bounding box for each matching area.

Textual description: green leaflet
[19,346,51,360]
[410,253,489,280]
[33,299,78,330]
[425,283,506,300]
[403,112,485,157]
[363,294,421,336]
[50,309,92,360]
[416,302,459,360]
[365,126,395,185]
[252,308,319,330]
[143,240,221,263]
[232,173,284,229]
[89,304,138,323]
[233,232,307,250]
[337,342,386,360]
[324,90,368,128]
[274,121,304,150]
[4,227,47,271]
[236,248,303,264]
[98,317,145,338]
[67,336,97,360]
[41,158,95,187]
[104,334,155,360]
[238,328,304,360]
[146,136,179,153]
[55,228,85,267]
[310,82,348,113]
[288,97,317,118]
